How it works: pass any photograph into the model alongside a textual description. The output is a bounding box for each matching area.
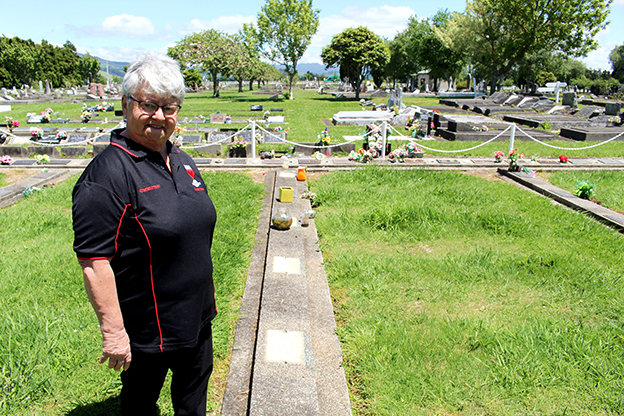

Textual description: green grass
[0,171,264,415]
[3,90,623,158]
[0,172,8,187]
[546,170,624,213]
[310,166,624,415]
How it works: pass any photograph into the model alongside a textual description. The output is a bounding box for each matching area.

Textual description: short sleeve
[72,176,129,259]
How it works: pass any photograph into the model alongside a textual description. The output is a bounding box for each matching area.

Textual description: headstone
[605,103,621,116]
[371,89,388,98]
[89,83,97,95]
[576,106,602,118]
[54,89,61,99]
[396,88,403,109]
[94,133,111,143]
[39,80,43,93]
[266,115,284,124]
[67,133,89,143]
[27,114,44,123]
[210,113,226,124]
[45,80,51,95]
[503,94,522,106]
[562,92,577,107]
[208,132,230,142]
[96,84,105,97]
[251,105,263,111]
[264,131,286,143]
[387,89,396,108]
[181,134,202,143]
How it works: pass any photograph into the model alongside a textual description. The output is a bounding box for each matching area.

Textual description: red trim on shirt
[76,256,114,260]
[131,208,164,353]
[110,142,139,158]
[114,205,131,254]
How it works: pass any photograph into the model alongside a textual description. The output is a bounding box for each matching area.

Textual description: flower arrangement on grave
[81,111,92,123]
[317,127,331,146]
[471,124,489,132]
[407,142,423,156]
[263,110,270,120]
[274,126,283,132]
[521,166,536,177]
[508,148,524,171]
[30,127,43,141]
[300,190,317,200]
[389,147,408,162]
[575,180,596,200]
[231,137,248,148]
[312,151,326,161]
[559,155,569,163]
[225,115,232,123]
[35,154,50,164]
[391,105,399,116]
[5,116,19,132]
[531,155,538,162]
[1,155,13,165]
[608,116,621,126]
[56,131,68,141]
[348,148,374,163]
[494,151,505,163]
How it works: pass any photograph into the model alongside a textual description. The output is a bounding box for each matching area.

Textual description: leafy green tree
[321,26,390,100]
[168,29,236,97]
[420,10,464,91]
[609,45,624,83]
[439,0,611,94]
[255,0,319,100]
[0,36,37,88]
[78,53,101,85]
[182,68,203,88]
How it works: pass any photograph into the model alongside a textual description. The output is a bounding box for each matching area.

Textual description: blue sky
[3,0,623,71]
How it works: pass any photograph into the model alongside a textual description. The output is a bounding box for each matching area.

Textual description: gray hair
[122,53,186,104]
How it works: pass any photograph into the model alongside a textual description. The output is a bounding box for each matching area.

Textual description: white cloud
[67,15,156,39]
[76,45,169,63]
[178,15,255,37]
[580,27,618,70]
[301,5,415,64]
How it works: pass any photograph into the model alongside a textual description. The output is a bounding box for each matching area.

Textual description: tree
[255,0,319,99]
[0,36,37,88]
[182,68,203,88]
[609,45,624,83]
[78,53,101,85]
[168,30,236,97]
[321,27,390,100]
[438,0,611,94]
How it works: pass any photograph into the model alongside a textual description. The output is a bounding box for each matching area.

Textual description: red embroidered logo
[139,184,161,193]
[184,164,195,179]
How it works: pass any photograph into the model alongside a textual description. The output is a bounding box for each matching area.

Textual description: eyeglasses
[128,96,181,116]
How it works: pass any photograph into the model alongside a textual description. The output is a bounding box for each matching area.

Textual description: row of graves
[435,90,624,143]
[0,82,120,104]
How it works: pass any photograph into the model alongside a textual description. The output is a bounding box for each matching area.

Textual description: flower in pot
[508,148,524,171]
[30,127,43,141]
[494,151,505,163]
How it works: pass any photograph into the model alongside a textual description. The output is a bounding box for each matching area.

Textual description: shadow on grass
[65,395,168,416]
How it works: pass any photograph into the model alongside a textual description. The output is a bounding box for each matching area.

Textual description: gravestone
[67,133,90,143]
[270,108,284,112]
[208,132,230,142]
[251,105,263,111]
[96,84,105,97]
[264,131,286,143]
[181,134,202,143]
[45,80,51,95]
[503,94,522,106]
[371,89,387,98]
[89,83,97,95]
[387,89,396,108]
[562,92,578,107]
[605,103,621,116]
[210,113,226,124]
[39,134,60,144]
[27,115,44,123]
[39,80,43,93]
[396,88,403,109]
[94,133,111,143]
[576,106,602,118]
[267,115,284,124]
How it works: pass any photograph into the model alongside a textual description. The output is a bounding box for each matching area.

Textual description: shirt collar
[110,128,174,160]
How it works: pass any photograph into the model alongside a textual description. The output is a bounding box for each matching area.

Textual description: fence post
[508,123,516,156]
[382,121,387,159]
[251,120,257,159]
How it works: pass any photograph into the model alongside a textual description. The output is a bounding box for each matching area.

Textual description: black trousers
[120,324,213,416]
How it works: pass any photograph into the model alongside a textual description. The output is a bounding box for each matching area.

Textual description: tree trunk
[238,79,243,93]
[212,72,219,97]
[249,78,255,91]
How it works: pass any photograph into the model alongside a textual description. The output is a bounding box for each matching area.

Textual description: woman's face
[122,90,179,153]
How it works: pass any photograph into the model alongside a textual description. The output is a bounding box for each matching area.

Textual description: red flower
[559,155,569,163]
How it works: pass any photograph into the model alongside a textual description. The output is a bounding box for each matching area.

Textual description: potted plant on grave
[407,142,423,158]
[317,127,332,155]
[388,147,408,163]
[1,155,13,165]
[224,115,232,124]
[30,127,43,141]
[5,116,19,132]
[494,151,505,163]
[229,137,248,158]
[81,111,92,123]
[508,148,524,171]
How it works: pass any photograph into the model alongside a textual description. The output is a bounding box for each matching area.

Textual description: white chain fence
[516,126,624,150]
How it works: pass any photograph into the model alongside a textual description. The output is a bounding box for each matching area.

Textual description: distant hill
[77,52,128,80]
[277,63,339,76]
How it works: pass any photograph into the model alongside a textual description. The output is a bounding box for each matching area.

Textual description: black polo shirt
[73,129,217,353]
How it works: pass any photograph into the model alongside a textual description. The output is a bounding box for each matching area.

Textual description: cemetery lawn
[0,171,264,415]
[310,166,624,415]
[545,170,624,214]
[3,90,624,158]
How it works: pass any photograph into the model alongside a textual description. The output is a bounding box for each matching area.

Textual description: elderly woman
[72,53,217,415]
